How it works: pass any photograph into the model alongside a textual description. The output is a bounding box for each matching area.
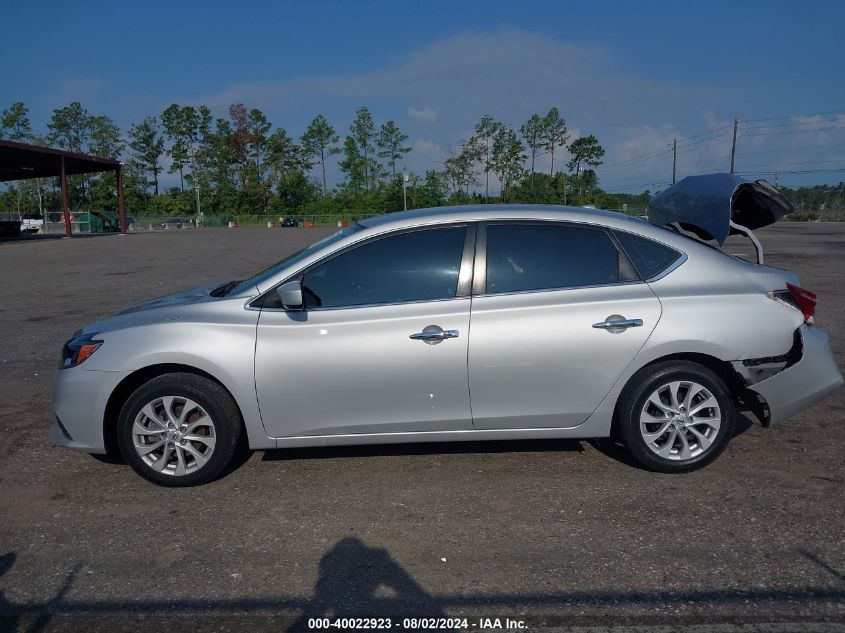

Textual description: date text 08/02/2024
[307,617,527,630]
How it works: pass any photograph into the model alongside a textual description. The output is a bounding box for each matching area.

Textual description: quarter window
[613,231,682,280]
[485,223,636,294]
[301,226,467,308]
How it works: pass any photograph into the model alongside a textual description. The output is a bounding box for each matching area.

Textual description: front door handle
[592,315,643,333]
[410,325,460,345]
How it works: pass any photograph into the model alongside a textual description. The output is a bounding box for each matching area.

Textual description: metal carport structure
[0,139,126,236]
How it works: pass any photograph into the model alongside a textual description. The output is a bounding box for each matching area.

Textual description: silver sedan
[52,204,843,485]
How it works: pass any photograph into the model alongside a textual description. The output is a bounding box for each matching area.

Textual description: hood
[115,280,222,315]
[76,281,223,336]
[647,173,793,245]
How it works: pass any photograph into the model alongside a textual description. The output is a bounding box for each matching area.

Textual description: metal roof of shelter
[0,139,121,181]
[0,139,126,235]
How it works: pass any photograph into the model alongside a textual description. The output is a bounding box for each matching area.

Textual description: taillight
[786,282,817,324]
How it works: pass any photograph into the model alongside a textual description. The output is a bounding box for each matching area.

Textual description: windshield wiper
[211,280,241,297]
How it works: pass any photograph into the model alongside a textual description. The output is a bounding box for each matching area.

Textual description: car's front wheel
[116,373,243,486]
[617,361,735,473]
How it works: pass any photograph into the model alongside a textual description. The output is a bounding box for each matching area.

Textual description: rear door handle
[592,316,643,332]
[410,326,459,344]
[410,330,459,341]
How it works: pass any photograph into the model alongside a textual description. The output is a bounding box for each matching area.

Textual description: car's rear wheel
[617,361,735,473]
[116,373,243,486]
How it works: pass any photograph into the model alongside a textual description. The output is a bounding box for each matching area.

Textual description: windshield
[232,224,365,293]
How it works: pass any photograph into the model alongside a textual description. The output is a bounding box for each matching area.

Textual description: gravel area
[0,223,842,631]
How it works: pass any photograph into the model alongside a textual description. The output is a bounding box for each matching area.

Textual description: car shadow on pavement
[261,438,585,462]
[2,540,845,632]
[86,414,758,478]
[590,412,757,471]
[87,432,259,482]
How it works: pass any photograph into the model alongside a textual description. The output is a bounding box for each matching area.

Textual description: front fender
[79,306,273,450]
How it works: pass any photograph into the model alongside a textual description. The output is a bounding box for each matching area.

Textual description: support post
[729,220,763,265]
[116,165,126,234]
[60,156,72,237]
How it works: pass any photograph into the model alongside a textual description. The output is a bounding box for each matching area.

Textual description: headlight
[60,333,103,369]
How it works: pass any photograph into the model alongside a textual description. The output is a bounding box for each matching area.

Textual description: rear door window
[484,223,636,294]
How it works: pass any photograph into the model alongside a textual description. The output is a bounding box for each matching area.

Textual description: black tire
[616,361,735,473]
[116,373,243,486]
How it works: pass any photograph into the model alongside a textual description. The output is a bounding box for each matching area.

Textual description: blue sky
[3,0,844,191]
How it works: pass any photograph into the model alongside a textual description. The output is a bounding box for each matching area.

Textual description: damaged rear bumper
[747,325,843,425]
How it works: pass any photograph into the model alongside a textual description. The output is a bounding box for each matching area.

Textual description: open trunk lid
[647,173,793,249]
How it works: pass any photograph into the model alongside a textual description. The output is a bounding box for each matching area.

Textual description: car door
[255,224,475,438]
[468,221,663,430]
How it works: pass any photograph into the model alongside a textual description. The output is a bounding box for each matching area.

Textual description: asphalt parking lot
[0,223,843,632]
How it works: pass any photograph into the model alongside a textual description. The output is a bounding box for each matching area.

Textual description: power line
[735,142,845,156]
[742,108,845,123]
[679,123,734,141]
[606,174,672,187]
[600,147,672,171]
[676,131,735,152]
[741,124,845,138]
[599,108,845,193]
[605,179,672,192]
[741,115,845,130]
[599,154,673,177]
[603,126,733,172]
[741,120,844,131]
[601,126,733,175]
[681,129,732,147]
[675,134,734,156]
[734,167,845,175]
[736,159,845,169]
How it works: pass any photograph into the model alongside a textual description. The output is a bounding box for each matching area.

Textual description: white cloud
[410,137,446,172]
[197,27,711,129]
[192,28,721,190]
[413,137,442,155]
[408,106,437,122]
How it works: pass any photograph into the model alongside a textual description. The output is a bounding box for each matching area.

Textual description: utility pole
[672,138,677,184]
[730,118,738,174]
[563,172,567,206]
[402,170,408,211]
[195,184,202,228]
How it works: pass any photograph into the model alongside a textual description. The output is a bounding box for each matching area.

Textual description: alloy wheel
[132,396,216,476]
[639,380,722,461]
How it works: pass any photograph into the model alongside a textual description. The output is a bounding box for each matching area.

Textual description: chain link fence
[5,203,844,238]
[127,208,653,232]
[127,213,383,232]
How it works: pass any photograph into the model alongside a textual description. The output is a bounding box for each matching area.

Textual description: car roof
[354,204,708,257]
[231,204,716,298]
[358,204,651,232]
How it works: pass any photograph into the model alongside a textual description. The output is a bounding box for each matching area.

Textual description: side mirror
[276,280,304,310]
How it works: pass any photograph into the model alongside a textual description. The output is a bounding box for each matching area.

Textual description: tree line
[4,99,839,221]
[0,100,623,219]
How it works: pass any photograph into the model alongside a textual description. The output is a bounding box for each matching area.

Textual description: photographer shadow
[0,553,18,633]
[290,537,446,632]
